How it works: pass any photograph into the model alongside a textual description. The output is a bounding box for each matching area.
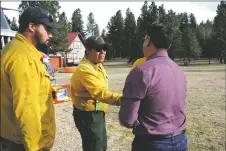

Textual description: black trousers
[73,107,107,151]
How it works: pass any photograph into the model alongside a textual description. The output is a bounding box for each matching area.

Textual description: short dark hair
[18,23,29,33]
[146,23,172,49]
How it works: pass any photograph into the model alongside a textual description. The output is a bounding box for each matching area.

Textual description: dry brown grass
[52,59,225,151]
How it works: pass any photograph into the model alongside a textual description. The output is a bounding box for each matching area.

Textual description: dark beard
[34,31,48,54]
[36,43,48,54]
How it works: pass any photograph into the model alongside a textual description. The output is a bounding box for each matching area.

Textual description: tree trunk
[223,53,226,64]
[220,56,223,64]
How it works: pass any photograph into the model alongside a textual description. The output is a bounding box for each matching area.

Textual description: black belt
[136,130,185,140]
[160,130,185,138]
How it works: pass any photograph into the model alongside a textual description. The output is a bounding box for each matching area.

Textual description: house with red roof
[65,32,85,65]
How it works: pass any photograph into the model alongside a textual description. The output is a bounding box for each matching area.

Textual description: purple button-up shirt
[119,50,187,135]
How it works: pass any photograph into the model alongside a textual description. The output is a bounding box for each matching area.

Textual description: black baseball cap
[85,36,109,51]
[19,7,59,29]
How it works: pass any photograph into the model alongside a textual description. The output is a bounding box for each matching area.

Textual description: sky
[1,1,220,33]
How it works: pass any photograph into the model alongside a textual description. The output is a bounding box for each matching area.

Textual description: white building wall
[67,36,85,64]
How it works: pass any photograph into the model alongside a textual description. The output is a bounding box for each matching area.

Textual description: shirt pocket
[39,70,51,97]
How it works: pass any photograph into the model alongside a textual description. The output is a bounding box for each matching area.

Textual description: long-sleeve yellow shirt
[70,57,122,112]
[131,57,146,69]
[1,33,56,151]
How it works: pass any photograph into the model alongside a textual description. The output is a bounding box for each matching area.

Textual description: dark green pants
[73,107,107,151]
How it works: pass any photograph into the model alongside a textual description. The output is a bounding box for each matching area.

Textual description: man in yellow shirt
[71,36,122,151]
[1,7,59,151]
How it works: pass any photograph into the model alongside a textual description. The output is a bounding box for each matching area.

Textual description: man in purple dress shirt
[119,23,188,151]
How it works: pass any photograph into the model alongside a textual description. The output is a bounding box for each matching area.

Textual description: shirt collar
[15,32,42,60]
[147,49,168,60]
[82,56,101,70]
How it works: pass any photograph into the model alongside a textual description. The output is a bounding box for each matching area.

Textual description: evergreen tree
[189,13,197,30]
[134,1,150,61]
[86,12,100,37]
[124,8,137,59]
[71,8,85,37]
[93,24,100,37]
[182,28,201,62]
[197,20,216,63]
[106,10,124,58]
[213,1,226,63]
[158,4,167,24]
[164,10,184,60]
[10,17,19,31]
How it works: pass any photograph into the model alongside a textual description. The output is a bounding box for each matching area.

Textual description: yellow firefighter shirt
[131,57,146,69]
[71,57,122,112]
[1,33,56,151]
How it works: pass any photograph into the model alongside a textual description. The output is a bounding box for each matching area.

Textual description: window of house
[76,44,80,49]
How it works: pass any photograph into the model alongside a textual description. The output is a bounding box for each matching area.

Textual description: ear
[146,36,152,47]
[28,23,36,33]
[85,49,89,56]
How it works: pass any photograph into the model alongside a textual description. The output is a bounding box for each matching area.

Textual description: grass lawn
[52,59,225,151]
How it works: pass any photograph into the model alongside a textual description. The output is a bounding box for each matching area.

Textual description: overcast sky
[1,1,220,32]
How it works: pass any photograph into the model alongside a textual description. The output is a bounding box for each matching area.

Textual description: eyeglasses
[94,48,106,52]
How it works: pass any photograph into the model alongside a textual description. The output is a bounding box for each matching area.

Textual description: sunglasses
[94,48,106,52]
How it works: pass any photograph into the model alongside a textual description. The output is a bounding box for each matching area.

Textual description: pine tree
[164,9,184,60]
[106,10,124,58]
[213,1,226,63]
[10,17,19,31]
[86,12,98,37]
[148,1,158,24]
[124,8,137,59]
[101,29,107,41]
[189,13,197,30]
[197,20,216,63]
[93,24,100,37]
[182,28,201,62]
[158,4,167,24]
[135,1,150,60]
[71,8,85,38]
